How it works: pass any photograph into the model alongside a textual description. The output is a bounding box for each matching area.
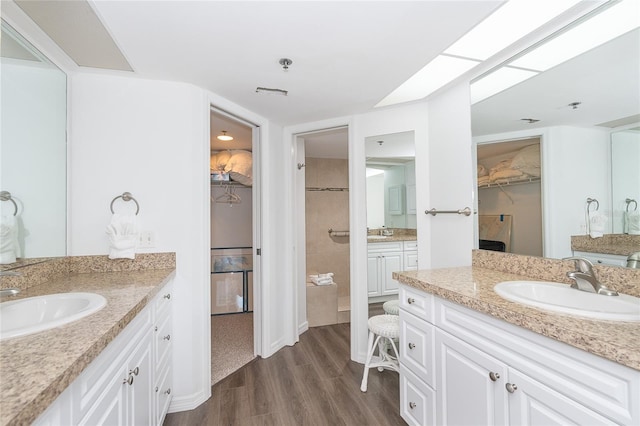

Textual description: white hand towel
[0,214,20,264]
[106,213,139,260]
[311,277,334,285]
[588,210,608,239]
[627,211,640,235]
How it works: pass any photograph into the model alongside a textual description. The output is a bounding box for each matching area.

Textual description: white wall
[366,173,384,228]
[426,83,475,268]
[611,129,640,233]
[211,185,253,248]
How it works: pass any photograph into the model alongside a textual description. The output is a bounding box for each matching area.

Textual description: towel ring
[586,197,599,212]
[626,198,638,212]
[0,191,18,216]
[110,192,140,215]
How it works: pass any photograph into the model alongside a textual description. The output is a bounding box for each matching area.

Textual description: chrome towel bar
[425,207,471,216]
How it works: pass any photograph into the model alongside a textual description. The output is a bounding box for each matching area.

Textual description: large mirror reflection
[0,20,67,268]
[471,19,640,266]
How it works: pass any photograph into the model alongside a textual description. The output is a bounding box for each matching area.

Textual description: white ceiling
[64,0,503,126]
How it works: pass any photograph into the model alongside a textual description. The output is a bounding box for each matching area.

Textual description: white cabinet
[368,241,418,299]
[34,280,173,426]
[572,250,628,267]
[388,185,405,215]
[398,284,640,426]
[367,249,402,297]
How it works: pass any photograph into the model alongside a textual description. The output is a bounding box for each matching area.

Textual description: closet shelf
[478,176,540,189]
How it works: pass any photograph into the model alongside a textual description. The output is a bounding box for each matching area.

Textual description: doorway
[476,137,543,256]
[209,108,257,384]
[296,127,351,330]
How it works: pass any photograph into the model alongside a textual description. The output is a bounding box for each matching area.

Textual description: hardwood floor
[164,322,406,426]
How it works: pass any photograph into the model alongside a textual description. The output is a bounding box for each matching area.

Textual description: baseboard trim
[168,388,210,413]
[298,320,309,334]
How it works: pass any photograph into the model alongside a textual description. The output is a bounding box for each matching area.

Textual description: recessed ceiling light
[445,0,583,61]
[217,131,233,141]
[510,0,640,71]
[471,66,539,104]
[376,55,480,107]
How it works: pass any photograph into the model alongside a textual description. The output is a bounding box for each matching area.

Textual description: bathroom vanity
[0,255,175,426]
[394,253,640,426]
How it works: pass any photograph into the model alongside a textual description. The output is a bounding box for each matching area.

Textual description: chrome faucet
[0,288,20,297]
[564,256,618,296]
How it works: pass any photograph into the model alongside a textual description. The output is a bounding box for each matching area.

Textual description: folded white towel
[626,211,640,235]
[312,277,334,285]
[0,214,20,264]
[588,210,608,238]
[106,213,139,260]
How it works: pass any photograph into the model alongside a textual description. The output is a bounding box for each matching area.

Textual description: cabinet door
[401,364,436,426]
[404,251,418,271]
[367,254,381,297]
[79,368,127,426]
[381,252,402,295]
[128,331,154,426]
[436,330,508,426]
[507,369,615,426]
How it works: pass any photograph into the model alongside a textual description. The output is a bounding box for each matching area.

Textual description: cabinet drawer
[155,285,173,318]
[154,363,172,426]
[436,299,639,425]
[155,309,172,370]
[400,311,435,388]
[400,363,436,426]
[399,285,434,323]
[403,241,418,251]
[368,241,403,252]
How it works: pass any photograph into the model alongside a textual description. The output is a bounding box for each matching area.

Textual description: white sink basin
[368,235,389,240]
[494,281,640,322]
[0,292,107,340]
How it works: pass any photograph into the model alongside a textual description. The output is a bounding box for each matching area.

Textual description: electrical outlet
[139,231,156,248]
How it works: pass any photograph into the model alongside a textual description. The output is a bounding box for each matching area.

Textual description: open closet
[209,109,255,385]
[476,137,543,256]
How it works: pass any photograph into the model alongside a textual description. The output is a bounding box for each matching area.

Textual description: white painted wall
[68,73,212,410]
[366,173,384,228]
[611,128,640,233]
[427,83,475,268]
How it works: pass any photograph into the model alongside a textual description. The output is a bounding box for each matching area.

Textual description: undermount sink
[368,235,389,240]
[0,292,107,340]
[494,281,640,322]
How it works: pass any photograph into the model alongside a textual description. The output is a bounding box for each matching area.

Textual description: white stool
[360,314,400,392]
[383,299,399,315]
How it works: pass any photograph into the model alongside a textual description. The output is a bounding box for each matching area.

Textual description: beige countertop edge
[367,236,417,242]
[0,268,176,426]
[394,268,640,372]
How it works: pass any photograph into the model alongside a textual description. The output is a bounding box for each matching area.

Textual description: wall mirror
[365,131,416,231]
[471,10,639,264]
[611,126,640,234]
[0,20,67,269]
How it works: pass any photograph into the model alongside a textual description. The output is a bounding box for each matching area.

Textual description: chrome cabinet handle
[130,367,139,376]
[489,372,500,382]
[163,334,171,341]
[408,343,416,350]
[164,293,171,299]
[407,297,415,304]
[155,386,159,392]
[506,383,517,393]
[409,402,416,409]
[123,375,134,386]
[165,388,171,395]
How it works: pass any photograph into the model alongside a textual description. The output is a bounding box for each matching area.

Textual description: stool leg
[360,330,376,392]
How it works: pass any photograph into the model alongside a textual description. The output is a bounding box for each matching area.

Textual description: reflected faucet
[563,257,618,296]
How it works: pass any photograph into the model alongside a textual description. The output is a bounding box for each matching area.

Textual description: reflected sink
[0,292,107,340]
[494,281,640,322]
[368,235,389,240]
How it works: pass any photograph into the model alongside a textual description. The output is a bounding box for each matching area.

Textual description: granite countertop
[367,235,417,243]
[571,234,640,256]
[0,268,175,426]
[394,267,640,371]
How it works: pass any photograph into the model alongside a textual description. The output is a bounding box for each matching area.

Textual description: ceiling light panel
[471,66,539,104]
[511,0,640,71]
[445,0,584,60]
[376,55,480,107]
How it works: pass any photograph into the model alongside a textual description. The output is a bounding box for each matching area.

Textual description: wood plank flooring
[164,322,406,426]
